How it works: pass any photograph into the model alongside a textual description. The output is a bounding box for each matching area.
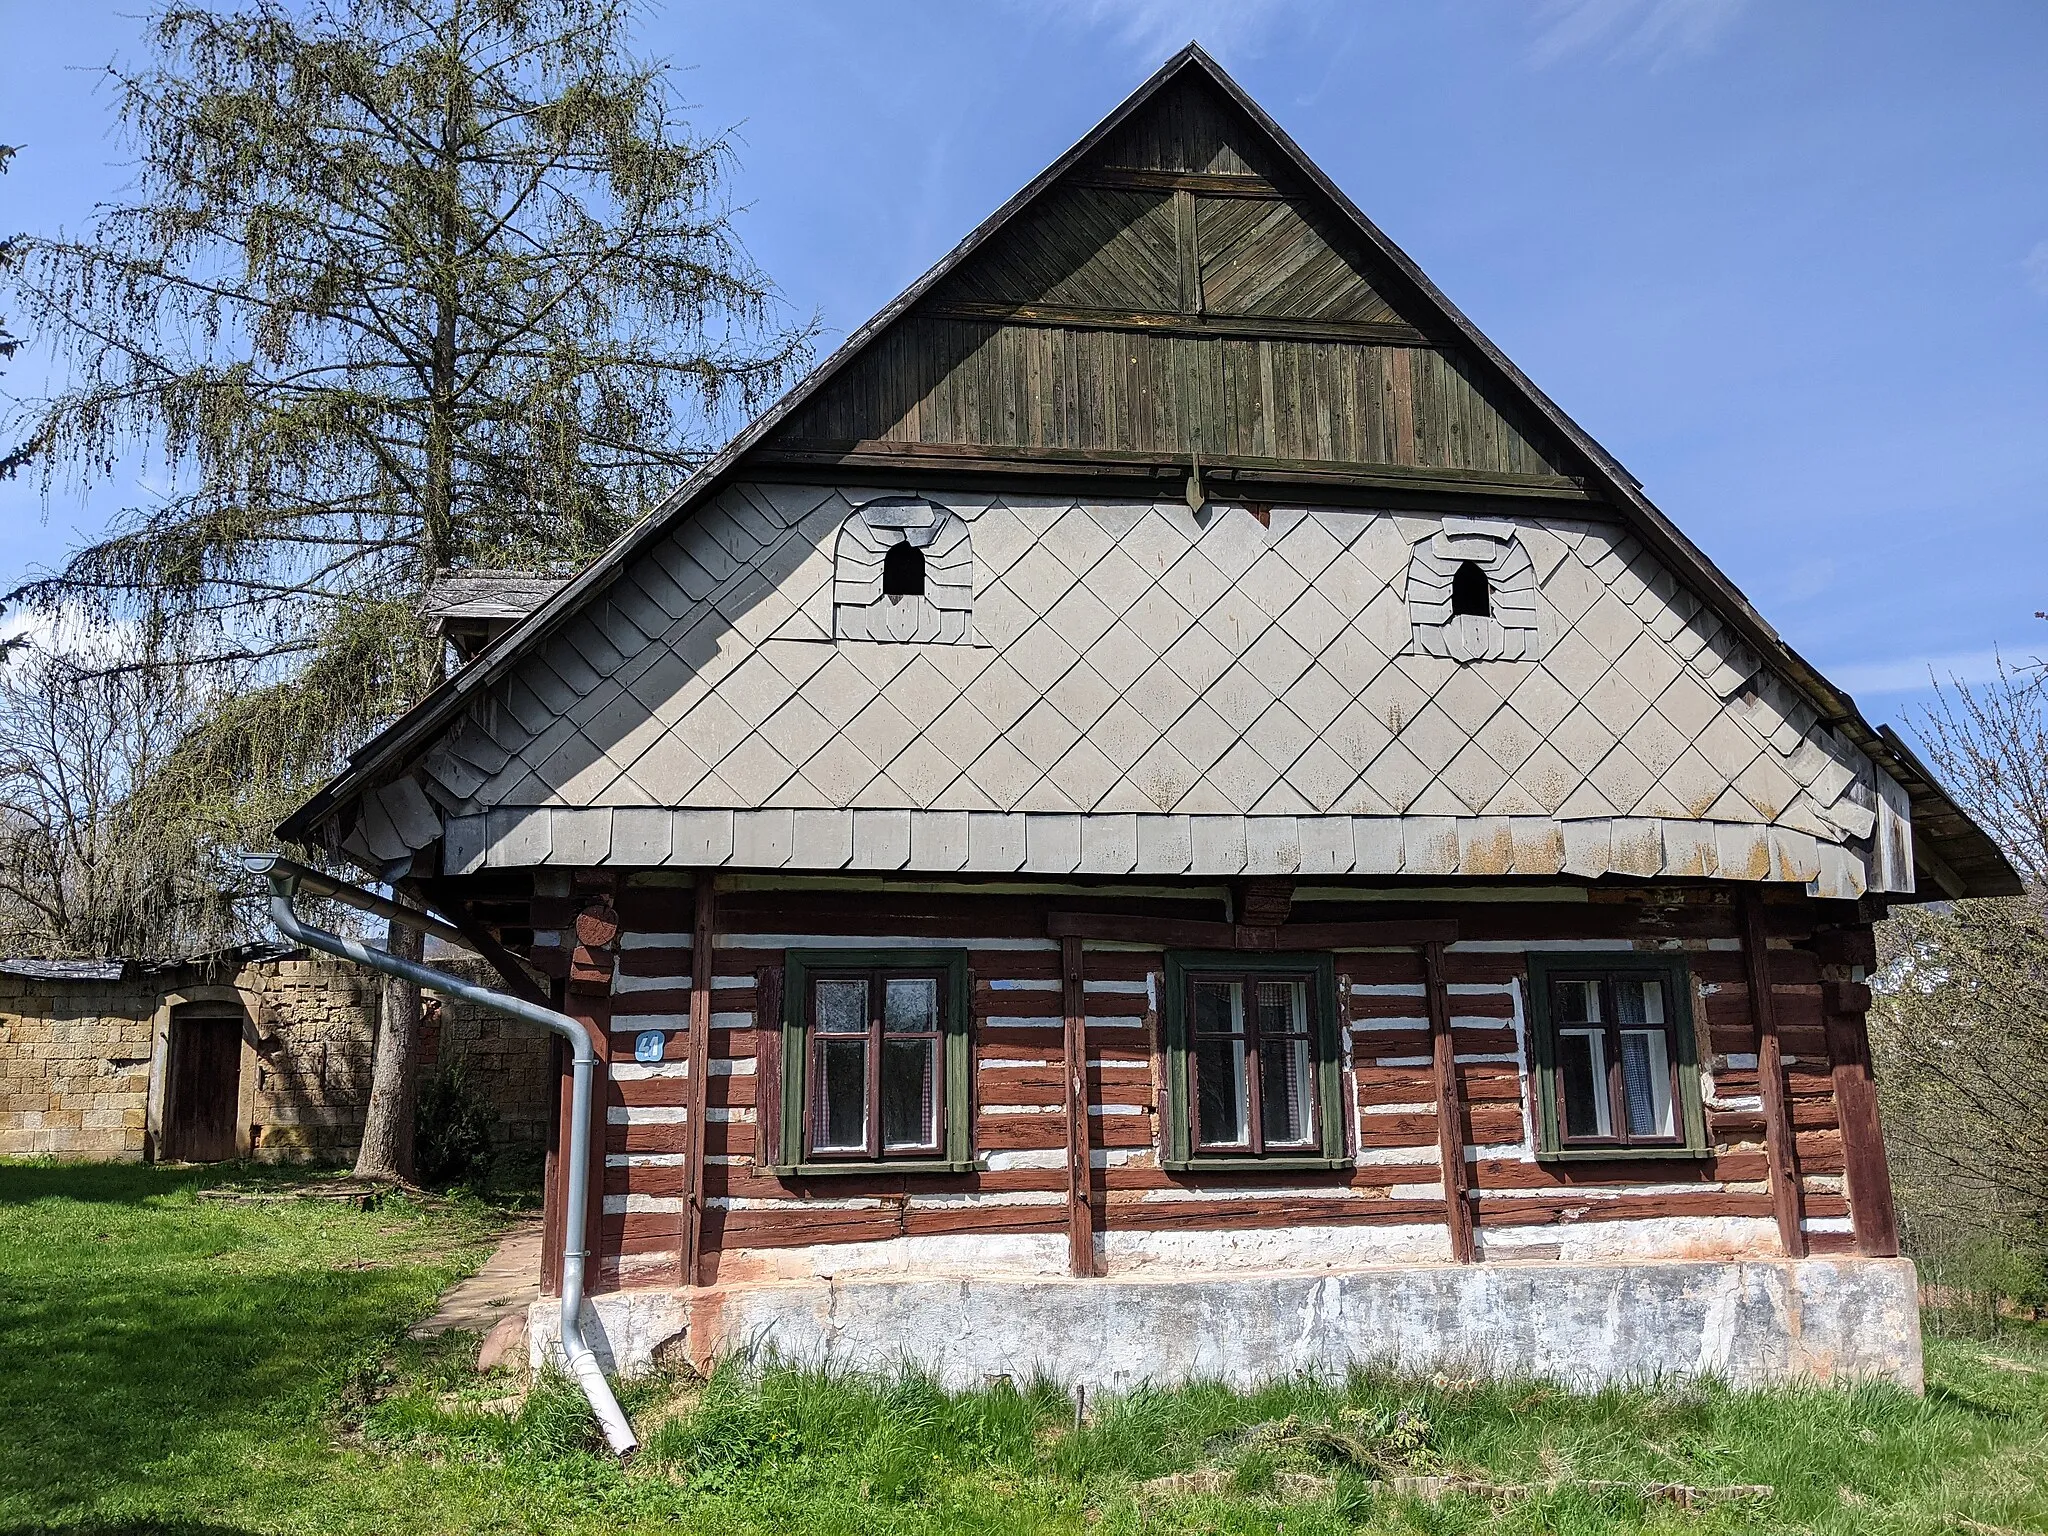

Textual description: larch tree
[3,0,811,1179]
[1,142,27,481]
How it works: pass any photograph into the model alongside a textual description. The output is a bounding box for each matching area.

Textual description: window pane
[1252,979,1306,1036]
[1258,1033,1315,1147]
[1558,1027,1612,1138]
[1614,978,1664,1027]
[1620,1029,1675,1137]
[884,976,938,1034]
[1194,1035,1250,1147]
[1555,979,1600,1024]
[881,1037,938,1150]
[1192,979,1243,1036]
[813,1037,868,1152]
[815,978,868,1034]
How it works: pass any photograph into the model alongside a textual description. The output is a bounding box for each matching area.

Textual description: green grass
[4,1160,2046,1535]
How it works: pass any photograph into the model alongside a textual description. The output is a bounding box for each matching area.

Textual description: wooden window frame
[1161,950,1347,1172]
[773,948,974,1176]
[1527,952,1708,1161]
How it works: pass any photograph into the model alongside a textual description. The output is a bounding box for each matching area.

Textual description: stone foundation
[534,1257,1923,1393]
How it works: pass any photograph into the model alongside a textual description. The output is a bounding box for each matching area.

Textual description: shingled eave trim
[1871,725,2022,898]
[276,46,2019,897]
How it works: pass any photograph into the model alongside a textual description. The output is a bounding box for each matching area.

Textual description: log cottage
[280,48,2016,1391]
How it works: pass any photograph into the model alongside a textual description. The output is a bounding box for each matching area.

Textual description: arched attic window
[1407,519,1540,663]
[883,540,926,598]
[834,496,972,642]
[1451,560,1491,618]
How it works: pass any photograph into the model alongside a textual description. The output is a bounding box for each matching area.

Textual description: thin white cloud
[1018,0,1295,60]
[1529,0,1751,70]
[1828,648,2039,698]
[2024,239,2048,298]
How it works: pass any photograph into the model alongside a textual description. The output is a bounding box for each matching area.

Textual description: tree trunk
[353,909,425,1181]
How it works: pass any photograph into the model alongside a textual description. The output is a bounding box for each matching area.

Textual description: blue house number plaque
[633,1030,666,1063]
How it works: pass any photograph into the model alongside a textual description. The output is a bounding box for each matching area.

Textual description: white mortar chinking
[241,853,638,1458]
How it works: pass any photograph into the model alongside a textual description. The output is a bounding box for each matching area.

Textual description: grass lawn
[3,1161,2046,1535]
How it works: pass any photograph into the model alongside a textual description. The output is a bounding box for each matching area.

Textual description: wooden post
[541,1029,567,1295]
[1823,980,1900,1257]
[754,965,785,1179]
[1424,940,1476,1263]
[681,875,717,1287]
[1741,892,1807,1258]
[1060,934,1095,1277]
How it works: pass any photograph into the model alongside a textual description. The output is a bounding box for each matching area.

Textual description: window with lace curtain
[769,948,973,1174]
[1527,954,1708,1160]
[1161,952,1345,1171]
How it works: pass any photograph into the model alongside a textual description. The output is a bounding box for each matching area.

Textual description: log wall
[523,878,1894,1291]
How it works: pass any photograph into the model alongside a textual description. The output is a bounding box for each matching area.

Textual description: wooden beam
[1740,892,1807,1257]
[681,874,717,1286]
[1424,940,1476,1263]
[1822,980,1900,1258]
[920,298,1432,347]
[1047,911,1457,951]
[1068,167,1289,198]
[420,881,552,1010]
[1060,934,1095,1277]
[754,439,1597,503]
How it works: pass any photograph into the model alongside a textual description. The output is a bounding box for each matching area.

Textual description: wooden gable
[759,71,1582,499]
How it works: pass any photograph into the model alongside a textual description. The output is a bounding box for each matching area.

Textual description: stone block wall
[0,972,157,1158]
[0,953,554,1164]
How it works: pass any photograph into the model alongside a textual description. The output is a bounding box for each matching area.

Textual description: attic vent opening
[882,541,926,599]
[1451,560,1491,618]
[1406,519,1540,663]
[832,496,973,643]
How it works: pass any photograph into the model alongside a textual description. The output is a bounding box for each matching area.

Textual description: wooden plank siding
[574,884,1884,1289]
[759,74,1582,497]
[767,323,1577,488]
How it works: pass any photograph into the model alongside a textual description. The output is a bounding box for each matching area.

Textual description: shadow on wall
[241,956,559,1165]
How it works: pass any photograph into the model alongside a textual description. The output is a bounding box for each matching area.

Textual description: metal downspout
[241,854,638,1458]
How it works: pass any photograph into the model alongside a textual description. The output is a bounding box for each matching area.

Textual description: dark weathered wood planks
[759,68,1580,496]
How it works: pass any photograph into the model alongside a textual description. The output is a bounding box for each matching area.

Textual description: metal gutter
[241,853,639,1458]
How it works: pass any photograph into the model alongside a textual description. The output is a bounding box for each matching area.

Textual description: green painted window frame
[773,947,976,1176]
[1526,952,1709,1162]
[1161,949,1349,1172]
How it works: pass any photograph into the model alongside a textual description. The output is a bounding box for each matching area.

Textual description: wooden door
[166,1011,242,1163]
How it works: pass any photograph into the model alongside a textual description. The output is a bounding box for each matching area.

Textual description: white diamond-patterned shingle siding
[359,482,1903,897]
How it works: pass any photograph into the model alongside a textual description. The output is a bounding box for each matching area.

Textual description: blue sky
[4,0,2046,742]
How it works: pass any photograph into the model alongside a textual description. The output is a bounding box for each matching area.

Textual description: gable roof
[280,46,2016,898]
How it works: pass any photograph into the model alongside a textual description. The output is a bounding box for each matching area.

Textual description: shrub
[413,1062,496,1189]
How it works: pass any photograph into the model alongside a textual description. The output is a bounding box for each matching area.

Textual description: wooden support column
[1741,892,1808,1258]
[541,1025,567,1295]
[1423,939,1475,1263]
[681,874,717,1287]
[545,887,617,1295]
[1060,934,1095,1277]
[1823,979,1900,1257]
